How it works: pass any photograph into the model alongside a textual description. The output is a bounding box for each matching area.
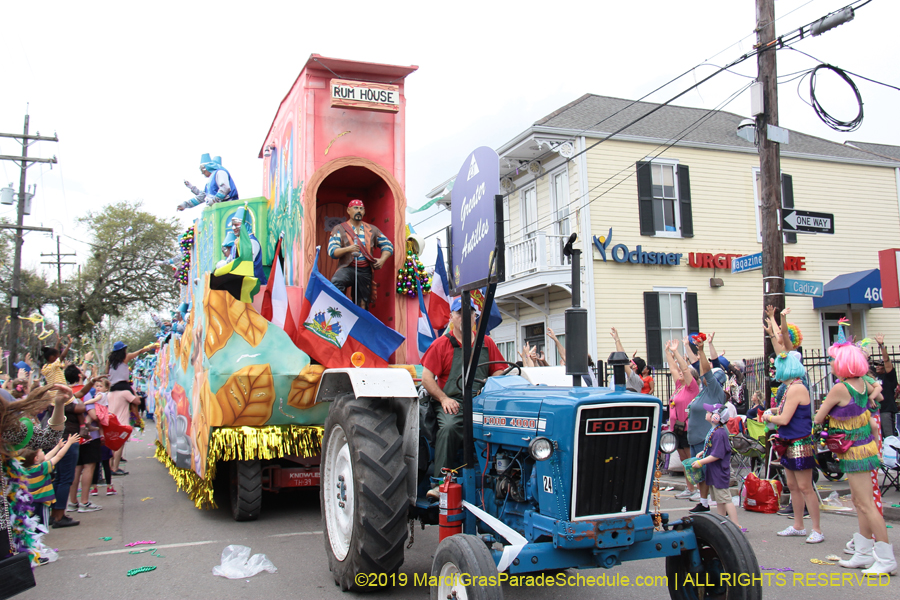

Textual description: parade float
[152,55,421,520]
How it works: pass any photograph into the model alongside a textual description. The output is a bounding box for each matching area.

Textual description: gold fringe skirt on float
[155,424,324,509]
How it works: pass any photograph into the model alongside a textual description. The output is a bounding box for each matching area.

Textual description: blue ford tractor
[318,229,760,600]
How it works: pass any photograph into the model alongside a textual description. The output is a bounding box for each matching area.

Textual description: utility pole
[756,0,784,360]
[0,114,58,366]
[41,236,77,286]
[41,235,76,334]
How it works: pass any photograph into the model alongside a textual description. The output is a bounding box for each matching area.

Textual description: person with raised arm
[666,338,699,500]
[814,323,895,576]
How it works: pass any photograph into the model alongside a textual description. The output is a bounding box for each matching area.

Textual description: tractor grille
[572,403,657,519]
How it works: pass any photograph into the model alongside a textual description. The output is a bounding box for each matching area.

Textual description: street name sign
[782,209,834,234]
[731,252,762,274]
[785,278,824,297]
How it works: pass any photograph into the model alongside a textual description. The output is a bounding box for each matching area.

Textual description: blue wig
[774,352,805,382]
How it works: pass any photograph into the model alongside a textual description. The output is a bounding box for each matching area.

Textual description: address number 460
[864,287,882,302]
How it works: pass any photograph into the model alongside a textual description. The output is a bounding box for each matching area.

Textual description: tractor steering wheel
[454,361,522,391]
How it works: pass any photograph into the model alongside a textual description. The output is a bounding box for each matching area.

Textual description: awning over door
[813,268,882,310]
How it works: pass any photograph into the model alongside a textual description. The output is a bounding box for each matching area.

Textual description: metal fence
[599,344,900,410]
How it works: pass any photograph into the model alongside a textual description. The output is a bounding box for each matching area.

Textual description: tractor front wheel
[666,512,761,600]
[430,534,503,600]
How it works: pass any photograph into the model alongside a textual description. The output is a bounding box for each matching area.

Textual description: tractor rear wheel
[430,534,503,600]
[229,460,262,521]
[321,394,408,591]
[666,512,761,600]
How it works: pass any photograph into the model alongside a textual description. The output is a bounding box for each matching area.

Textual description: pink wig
[828,343,869,379]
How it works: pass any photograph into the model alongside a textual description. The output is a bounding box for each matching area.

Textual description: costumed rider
[177,153,239,211]
[327,199,393,309]
[227,206,268,285]
[421,297,506,500]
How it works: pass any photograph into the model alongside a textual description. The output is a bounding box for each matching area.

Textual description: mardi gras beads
[395,249,431,297]
[176,227,194,286]
[126,566,157,576]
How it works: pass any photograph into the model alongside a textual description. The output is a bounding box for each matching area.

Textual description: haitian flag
[295,247,405,368]
[428,243,451,335]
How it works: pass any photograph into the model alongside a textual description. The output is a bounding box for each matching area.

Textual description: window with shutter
[643,292,662,367]
[645,288,695,367]
[636,160,692,238]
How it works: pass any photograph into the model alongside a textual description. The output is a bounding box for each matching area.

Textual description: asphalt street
[18,426,899,600]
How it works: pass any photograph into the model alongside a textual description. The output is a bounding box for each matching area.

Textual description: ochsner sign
[451,146,500,291]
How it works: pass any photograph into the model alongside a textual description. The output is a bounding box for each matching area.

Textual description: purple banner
[450,146,499,292]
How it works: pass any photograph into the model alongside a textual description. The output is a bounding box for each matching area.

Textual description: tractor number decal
[542,476,553,494]
[584,417,649,436]
[474,413,546,431]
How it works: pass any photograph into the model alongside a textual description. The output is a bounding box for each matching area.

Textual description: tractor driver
[421,297,506,500]
[327,199,393,310]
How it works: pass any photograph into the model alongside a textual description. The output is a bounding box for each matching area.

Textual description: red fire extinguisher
[438,474,463,541]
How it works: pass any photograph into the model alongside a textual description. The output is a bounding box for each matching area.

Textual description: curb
[658,475,900,523]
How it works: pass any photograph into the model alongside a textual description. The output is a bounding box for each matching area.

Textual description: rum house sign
[330,79,400,113]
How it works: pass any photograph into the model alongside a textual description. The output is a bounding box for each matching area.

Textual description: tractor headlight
[659,432,677,454]
[528,437,554,461]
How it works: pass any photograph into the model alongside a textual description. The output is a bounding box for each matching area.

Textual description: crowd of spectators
[1,336,150,568]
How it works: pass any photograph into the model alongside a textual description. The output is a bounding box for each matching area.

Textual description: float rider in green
[421,297,506,500]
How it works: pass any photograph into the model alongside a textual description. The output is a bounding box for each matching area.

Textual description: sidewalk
[658,471,900,522]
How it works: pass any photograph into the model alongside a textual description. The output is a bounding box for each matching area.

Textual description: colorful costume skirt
[780,435,816,471]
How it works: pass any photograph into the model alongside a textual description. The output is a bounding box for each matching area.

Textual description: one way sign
[782,209,834,234]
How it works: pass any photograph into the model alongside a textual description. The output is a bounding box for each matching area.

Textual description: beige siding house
[427,94,900,371]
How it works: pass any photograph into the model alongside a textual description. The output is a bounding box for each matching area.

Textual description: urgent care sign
[688,252,806,271]
[878,248,900,308]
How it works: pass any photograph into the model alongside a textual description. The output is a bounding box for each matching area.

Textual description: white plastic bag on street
[824,491,842,507]
[212,545,277,579]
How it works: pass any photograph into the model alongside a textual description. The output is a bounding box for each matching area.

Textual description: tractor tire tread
[322,394,408,592]
[231,460,262,521]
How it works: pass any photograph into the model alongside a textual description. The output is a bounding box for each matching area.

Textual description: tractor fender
[314,368,417,404]
[316,367,420,506]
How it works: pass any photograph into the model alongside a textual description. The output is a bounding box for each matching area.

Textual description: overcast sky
[2,0,897,280]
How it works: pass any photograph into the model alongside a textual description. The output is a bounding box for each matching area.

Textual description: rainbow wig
[786,323,803,348]
[774,352,805,382]
[828,343,869,379]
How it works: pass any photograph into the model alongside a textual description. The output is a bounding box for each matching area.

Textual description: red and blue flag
[295,248,405,368]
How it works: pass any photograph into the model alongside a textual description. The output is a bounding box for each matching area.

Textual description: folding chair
[880,435,900,494]
[731,418,767,493]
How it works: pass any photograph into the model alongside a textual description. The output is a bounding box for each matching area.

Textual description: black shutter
[686,292,699,335]
[781,174,796,244]
[637,162,655,236]
[678,165,693,238]
[644,292,662,367]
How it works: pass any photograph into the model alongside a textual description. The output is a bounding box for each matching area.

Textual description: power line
[787,46,900,92]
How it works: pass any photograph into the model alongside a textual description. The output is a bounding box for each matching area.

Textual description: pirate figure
[328,199,393,309]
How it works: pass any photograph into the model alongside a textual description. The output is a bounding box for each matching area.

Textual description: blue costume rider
[178,153,239,211]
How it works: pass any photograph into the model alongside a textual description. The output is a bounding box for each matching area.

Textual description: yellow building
[428,94,900,372]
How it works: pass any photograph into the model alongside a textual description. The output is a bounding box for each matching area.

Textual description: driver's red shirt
[421,334,505,389]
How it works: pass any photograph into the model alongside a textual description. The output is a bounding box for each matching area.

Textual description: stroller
[880,435,900,494]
